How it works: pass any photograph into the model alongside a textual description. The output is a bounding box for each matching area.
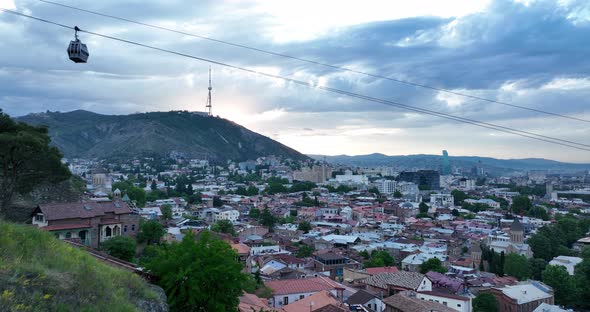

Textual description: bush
[101,236,137,262]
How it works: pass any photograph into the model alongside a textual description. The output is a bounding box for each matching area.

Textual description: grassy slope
[0,221,160,312]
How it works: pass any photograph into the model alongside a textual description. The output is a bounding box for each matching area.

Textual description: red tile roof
[38,201,132,221]
[41,223,92,231]
[366,266,399,275]
[265,277,337,295]
[282,290,340,312]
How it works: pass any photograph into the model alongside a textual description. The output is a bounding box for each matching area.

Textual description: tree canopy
[364,250,395,268]
[473,293,498,312]
[542,265,576,306]
[297,220,312,234]
[211,219,236,236]
[419,257,447,274]
[137,219,165,245]
[0,111,71,216]
[101,236,137,262]
[259,207,277,230]
[112,181,146,207]
[145,231,248,311]
[503,253,530,280]
[160,204,173,220]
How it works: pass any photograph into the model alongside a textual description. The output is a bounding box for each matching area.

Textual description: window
[34,214,44,222]
[443,301,447,306]
[457,304,462,307]
[124,225,128,233]
[65,232,72,239]
[299,295,304,300]
[131,224,135,231]
[283,297,289,305]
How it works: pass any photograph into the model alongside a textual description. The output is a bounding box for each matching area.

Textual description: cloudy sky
[1,0,590,162]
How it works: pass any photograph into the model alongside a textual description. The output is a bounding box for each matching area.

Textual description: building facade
[32,201,140,249]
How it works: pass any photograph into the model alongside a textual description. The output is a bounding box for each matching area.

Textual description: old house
[32,200,139,249]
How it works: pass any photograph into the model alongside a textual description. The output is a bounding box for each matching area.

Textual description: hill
[18,110,307,162]
[310,153,590,172]
[0,221,168,311]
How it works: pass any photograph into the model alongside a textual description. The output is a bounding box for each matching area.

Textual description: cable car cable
[1,7,590,152]
[37,0,590,124]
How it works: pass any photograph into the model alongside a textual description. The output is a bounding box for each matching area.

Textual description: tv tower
[206,66,212,117]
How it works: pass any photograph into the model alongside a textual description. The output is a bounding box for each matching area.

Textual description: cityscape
[1,1,590,312]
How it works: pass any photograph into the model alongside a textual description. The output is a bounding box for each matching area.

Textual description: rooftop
[497,282,553,304]
[265,277,337,295]
[383,292,455,312]
[364,271,427,290]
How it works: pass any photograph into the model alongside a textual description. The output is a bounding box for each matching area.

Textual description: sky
[1,0,590,163]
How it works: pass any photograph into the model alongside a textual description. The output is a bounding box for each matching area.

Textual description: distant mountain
[309,153,590,172]
[18,110,307,162]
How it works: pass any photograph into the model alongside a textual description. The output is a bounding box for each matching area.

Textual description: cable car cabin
[67,40,89,63]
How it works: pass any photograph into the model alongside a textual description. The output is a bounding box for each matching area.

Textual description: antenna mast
[206,66,212,117]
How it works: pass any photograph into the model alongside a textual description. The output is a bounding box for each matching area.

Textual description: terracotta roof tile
[364,271,427,290]
[283,290,340,312]
[265,277,337,296]
[383,292,455,312]
[38,201,132,221]
[366,266,399,275]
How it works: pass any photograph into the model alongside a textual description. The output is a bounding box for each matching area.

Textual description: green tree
[137,219,165,245]
[574,248,590,309]
[290,181,317,193]
[451,189,467,205]
[161,204,173,220]
[473,293,498,312]
[359,250,370,259]
[295,244,315,258]
[213,196,223,207]
[504,253,530,280]
[368,186,380,195]
[529,232,555,261]
[419,257,447,274]
[259,207,276,230]
[112,181,147,207]
[393,190,403,198]
[145,231,248,311]
[297,221,312,234]
[451,208,460,217]
[364,250,395,268]
[528,206,549,221]
[528,258,547,281]
[265,182,287,195]
[101,236,137,262]
[235,186,248,196]
[419,202,429,214]
[151,180,157,191]
[0,111,71,215]
[511,195,532,214]
[249,208,261,219]
[211,219,236,236]
[542,265,576,306]
[246,185,259,196]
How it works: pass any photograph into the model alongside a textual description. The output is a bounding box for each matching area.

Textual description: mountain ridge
[17,110,307,162]
[309,153,590,171]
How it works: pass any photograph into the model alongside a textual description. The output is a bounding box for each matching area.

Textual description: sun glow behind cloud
[0,0,15,10]
[253,0,491,42]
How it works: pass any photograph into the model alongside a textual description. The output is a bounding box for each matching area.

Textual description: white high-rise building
[378,180,397,194]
